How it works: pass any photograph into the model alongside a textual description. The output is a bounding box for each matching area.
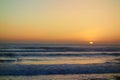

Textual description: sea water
[0,43,120,75]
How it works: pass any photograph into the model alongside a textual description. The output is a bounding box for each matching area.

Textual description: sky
[0,0,120,44]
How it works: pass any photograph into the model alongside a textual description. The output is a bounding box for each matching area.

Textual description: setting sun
[89,41,93,45]
[0,0,120,79]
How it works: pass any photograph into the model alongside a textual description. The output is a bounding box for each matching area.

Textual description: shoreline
[0,73,120,80]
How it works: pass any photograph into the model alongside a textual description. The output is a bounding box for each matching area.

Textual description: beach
[1,0,120,79]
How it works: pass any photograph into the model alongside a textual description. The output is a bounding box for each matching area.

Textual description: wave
[0,46,120,52]
[0,64,120,75]
[0,52,120,57]
[0,44,120,52]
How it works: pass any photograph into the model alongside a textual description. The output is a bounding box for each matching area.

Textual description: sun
[89,41,93,45]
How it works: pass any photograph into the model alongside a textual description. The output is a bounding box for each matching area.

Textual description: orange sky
[0,0,120,44]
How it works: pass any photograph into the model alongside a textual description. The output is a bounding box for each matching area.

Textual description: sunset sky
[0,0,120,44]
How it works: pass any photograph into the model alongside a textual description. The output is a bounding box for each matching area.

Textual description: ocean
[0,43,120,80]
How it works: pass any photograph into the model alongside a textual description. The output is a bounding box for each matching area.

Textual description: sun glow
[89,41,93,45]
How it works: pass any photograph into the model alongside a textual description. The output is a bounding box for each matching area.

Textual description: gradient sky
[0,0,120,44]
